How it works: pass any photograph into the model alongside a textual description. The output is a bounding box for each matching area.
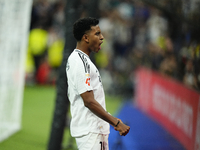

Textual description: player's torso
[67,49,104,98]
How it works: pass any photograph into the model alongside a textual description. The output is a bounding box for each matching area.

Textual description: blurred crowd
[26,0,66,85]
[25,0,200,96]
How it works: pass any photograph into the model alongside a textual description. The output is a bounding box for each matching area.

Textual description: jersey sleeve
[74,55,93,94]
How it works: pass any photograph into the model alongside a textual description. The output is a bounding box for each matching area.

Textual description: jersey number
[100,141,103,150]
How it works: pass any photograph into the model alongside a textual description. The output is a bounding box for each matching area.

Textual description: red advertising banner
[135,67,200,150]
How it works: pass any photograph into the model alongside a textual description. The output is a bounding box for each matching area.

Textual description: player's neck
[76,43,90,56]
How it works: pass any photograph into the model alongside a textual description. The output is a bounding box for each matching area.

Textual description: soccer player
[66,17,130,150]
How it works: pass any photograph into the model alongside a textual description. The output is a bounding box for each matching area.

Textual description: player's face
[87,25,104,53]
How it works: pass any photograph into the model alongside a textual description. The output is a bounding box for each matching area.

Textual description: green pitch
[0,85,122,150]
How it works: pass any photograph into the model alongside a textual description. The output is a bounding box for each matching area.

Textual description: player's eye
[96,32,100,35]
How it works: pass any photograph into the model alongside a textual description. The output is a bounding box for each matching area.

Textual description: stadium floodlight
[0,0,32,142]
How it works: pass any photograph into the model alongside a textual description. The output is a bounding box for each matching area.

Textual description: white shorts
[75,132,109,150]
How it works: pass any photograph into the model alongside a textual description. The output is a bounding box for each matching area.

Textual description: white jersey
[66,49,110,137]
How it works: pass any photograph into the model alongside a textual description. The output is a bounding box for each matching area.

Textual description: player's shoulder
[68,49,90,66]
[75,49,89,58]
[68,50,79,62]
[69,49,87,58]
[73,50,90,63]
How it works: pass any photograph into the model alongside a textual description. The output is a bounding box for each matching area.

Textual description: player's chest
[90,65,102,87]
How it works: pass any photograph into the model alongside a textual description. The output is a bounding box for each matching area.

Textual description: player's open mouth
[99,42,103,49]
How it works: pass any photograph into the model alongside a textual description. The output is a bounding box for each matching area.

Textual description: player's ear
[83,34,89,43]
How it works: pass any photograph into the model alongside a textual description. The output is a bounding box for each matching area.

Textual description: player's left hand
[114,119,130,136]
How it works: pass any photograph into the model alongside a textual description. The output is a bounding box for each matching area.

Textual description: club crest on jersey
[96,70,102,83]
[78,53,90,73]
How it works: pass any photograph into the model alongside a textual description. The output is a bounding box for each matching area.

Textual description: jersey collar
[75,49,90,58]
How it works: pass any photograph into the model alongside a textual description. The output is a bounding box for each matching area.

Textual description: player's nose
[100,33,104,40]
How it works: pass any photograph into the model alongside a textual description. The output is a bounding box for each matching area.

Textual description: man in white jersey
[66,17,130,150]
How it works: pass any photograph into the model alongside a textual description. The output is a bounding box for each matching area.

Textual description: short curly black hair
[73,17,99,41]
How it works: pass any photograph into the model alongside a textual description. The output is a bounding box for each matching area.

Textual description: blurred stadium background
[0,0,200,150]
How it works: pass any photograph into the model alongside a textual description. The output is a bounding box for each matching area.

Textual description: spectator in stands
[183,59,198,90]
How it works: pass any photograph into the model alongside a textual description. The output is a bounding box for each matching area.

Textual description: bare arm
[80,90,130,136]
